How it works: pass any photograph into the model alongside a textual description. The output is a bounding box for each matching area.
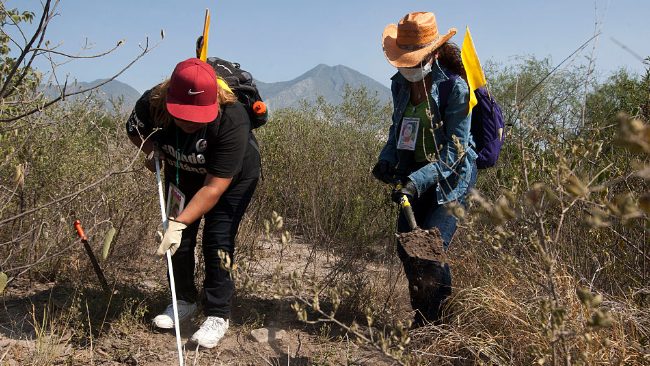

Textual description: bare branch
[0,37,157,123]
[0,0,55,98]
[29,40,124,59]
[611,37,650,65]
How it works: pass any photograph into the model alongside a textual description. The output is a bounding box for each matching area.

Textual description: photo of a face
[403,123,415,143]
[397,117,419,151]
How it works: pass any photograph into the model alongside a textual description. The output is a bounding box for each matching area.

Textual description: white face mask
[398,61,433,82]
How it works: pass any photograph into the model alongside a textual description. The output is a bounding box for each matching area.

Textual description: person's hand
[144,156,158,173]
[144,149,163,173]
[156,219,187,256]
[391,180,418,204]
[372,160,396,184]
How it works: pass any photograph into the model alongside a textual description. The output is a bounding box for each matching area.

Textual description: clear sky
[8,0,650,93]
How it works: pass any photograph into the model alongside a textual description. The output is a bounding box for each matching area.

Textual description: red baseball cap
[166,58,219,123]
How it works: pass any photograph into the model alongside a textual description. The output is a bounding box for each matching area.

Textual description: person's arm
[408,78,471,195]
[129,134,161,172]
[174,174,232,225]
[128,133,154,155]
[126,90,159,170]
[174,103,249,225]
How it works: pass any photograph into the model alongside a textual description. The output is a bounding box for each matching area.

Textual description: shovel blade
[397,227,446,261]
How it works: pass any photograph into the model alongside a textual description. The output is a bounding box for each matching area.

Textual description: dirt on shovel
[397,227,446,262]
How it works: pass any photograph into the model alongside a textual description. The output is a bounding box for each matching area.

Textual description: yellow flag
[217,78,233,94]
[461,27,486,112]
[199,9,210,61]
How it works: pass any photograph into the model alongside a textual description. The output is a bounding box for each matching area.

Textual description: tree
[0,0,157,288]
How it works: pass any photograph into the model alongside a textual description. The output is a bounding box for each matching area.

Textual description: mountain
[255,64,391,111]
[39,64,390,115]
[41,79,140,113]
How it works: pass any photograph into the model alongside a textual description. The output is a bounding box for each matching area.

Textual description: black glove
[391,179,418,204]
[372,160,396,184]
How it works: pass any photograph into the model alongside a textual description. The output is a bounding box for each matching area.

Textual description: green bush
[254,87,396,256]
[0,98,159,282]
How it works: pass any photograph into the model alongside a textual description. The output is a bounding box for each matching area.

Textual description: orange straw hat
[382,12,456,68]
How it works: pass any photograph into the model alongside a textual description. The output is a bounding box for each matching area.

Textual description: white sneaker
[191,316,229,348]
[152,300,197,329]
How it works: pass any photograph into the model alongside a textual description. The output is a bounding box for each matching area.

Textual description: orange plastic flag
[461,27,487,112]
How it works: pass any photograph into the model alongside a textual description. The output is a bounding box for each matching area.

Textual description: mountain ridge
[41,64,391,114]
[40,79,141,113]
[255,64,391,111]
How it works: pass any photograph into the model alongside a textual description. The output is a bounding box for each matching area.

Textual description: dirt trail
[0,236,407,365]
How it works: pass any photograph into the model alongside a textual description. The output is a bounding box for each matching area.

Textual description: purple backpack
[439,75,505,169]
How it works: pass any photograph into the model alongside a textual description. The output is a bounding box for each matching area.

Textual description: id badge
[166,183,186,219]
[397,117,419,151]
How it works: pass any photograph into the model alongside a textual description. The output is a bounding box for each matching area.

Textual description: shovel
[396,193,446,262]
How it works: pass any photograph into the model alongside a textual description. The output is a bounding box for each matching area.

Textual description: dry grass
[406,246,650,364]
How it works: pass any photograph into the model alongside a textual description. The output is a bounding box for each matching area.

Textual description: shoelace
[202,317,226,331]
[206,318,222,330]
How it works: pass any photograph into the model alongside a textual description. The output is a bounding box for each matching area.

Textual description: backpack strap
[437,74,479,151]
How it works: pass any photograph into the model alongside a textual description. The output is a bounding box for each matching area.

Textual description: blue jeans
[397,163,477,325]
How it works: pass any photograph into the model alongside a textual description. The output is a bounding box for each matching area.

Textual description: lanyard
[175,129,180,186]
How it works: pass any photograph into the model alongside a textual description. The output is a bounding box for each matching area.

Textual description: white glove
[156,219,187,256]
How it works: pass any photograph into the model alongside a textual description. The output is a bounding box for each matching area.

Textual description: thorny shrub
[0,97,160,285]
[403,60,650,364]
[253,86,396,256]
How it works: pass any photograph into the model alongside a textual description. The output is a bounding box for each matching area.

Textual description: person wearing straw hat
[126,58,261,348]
[372,12,478,327]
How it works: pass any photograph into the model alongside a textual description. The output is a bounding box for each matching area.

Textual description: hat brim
[382,24,457,68]
[166,100,219,124]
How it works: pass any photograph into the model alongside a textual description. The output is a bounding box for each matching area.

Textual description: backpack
[439,75,505,169]
[205,57,268,129]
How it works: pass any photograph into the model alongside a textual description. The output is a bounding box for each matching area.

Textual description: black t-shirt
[126,89,260,195]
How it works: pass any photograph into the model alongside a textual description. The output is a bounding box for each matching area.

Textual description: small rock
[140,280,159,290]
[250,328,286,343]
[0,338,14,348]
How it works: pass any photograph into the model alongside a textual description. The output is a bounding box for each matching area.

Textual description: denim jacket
[378,64,477,204]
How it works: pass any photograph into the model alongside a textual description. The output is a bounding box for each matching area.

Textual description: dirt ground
[0,235,412,365]
[397,228,445,262]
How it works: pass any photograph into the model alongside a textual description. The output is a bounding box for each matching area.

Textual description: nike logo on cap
[187,89,205,95]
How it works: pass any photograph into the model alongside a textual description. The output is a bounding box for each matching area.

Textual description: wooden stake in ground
[73,220,111,294]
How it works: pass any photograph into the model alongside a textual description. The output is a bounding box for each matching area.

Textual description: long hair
[149,80,173,128]
[436,42,466,79]
[149,76,237,128]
